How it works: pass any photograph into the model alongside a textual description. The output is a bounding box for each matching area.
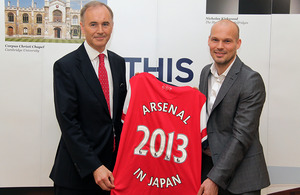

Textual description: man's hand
[197,178,218,195]
[93,165,115,191]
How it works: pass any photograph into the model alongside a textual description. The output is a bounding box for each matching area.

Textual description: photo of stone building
[4,0,101,40]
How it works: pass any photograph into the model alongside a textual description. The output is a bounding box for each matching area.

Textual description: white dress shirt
[84,41,113,117]
[207,58,236,117]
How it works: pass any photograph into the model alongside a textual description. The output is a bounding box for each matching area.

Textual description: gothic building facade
[5,0,84,39]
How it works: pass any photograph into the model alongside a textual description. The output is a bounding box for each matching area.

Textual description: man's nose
[216,41,224,49]
[97,25,104,33]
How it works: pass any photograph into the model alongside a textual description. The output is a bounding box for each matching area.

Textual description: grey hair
[80,1,114,23]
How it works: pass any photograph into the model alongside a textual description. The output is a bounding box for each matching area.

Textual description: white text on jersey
[133,168,182,188]
[142,102,191,124]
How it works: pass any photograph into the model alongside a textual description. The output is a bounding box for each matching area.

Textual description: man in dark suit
[50,2,127,195]
[198,20,270,195]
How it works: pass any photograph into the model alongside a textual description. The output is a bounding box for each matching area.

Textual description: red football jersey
[111,72,207,195]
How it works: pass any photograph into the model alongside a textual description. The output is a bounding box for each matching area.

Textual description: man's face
[80,5,113,52]
[208,22,241,68]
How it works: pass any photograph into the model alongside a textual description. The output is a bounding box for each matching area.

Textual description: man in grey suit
[198,20,270,195]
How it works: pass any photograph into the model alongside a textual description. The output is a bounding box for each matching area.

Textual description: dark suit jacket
[199,56,270,194]
[50,43,127,190]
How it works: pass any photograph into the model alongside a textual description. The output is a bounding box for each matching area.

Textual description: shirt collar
[84,41,108,61]
[210,56,236,78]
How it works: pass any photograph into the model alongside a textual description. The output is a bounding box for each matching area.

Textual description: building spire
[66,0,70,8]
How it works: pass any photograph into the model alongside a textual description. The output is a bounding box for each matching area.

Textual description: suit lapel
[202,66,211,97]
[76,44,110,114]
[108,50,119,120]
[211,56,242,113]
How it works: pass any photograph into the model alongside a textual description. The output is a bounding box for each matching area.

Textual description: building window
[23,27,28,35]
[37,28,41,35]
[8,12,14,22]
[36,14,42,23]
[53,10,62,22]
[23,13,29,23]
[72,16,78,25]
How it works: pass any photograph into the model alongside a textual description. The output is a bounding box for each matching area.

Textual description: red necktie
[98,53,110,113]
[98,53,115,151]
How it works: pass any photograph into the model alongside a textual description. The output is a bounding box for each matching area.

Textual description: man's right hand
[197,178,218,195]
[93,165,115,191]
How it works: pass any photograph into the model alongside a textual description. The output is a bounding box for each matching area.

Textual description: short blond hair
[211,19,240,40]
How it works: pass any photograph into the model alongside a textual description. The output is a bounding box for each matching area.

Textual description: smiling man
[198,20,270,195]
[208,20,241,76]
[80,3,113,53]
[50,1,127,195]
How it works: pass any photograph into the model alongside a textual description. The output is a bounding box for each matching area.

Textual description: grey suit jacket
[199,56,270,194]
